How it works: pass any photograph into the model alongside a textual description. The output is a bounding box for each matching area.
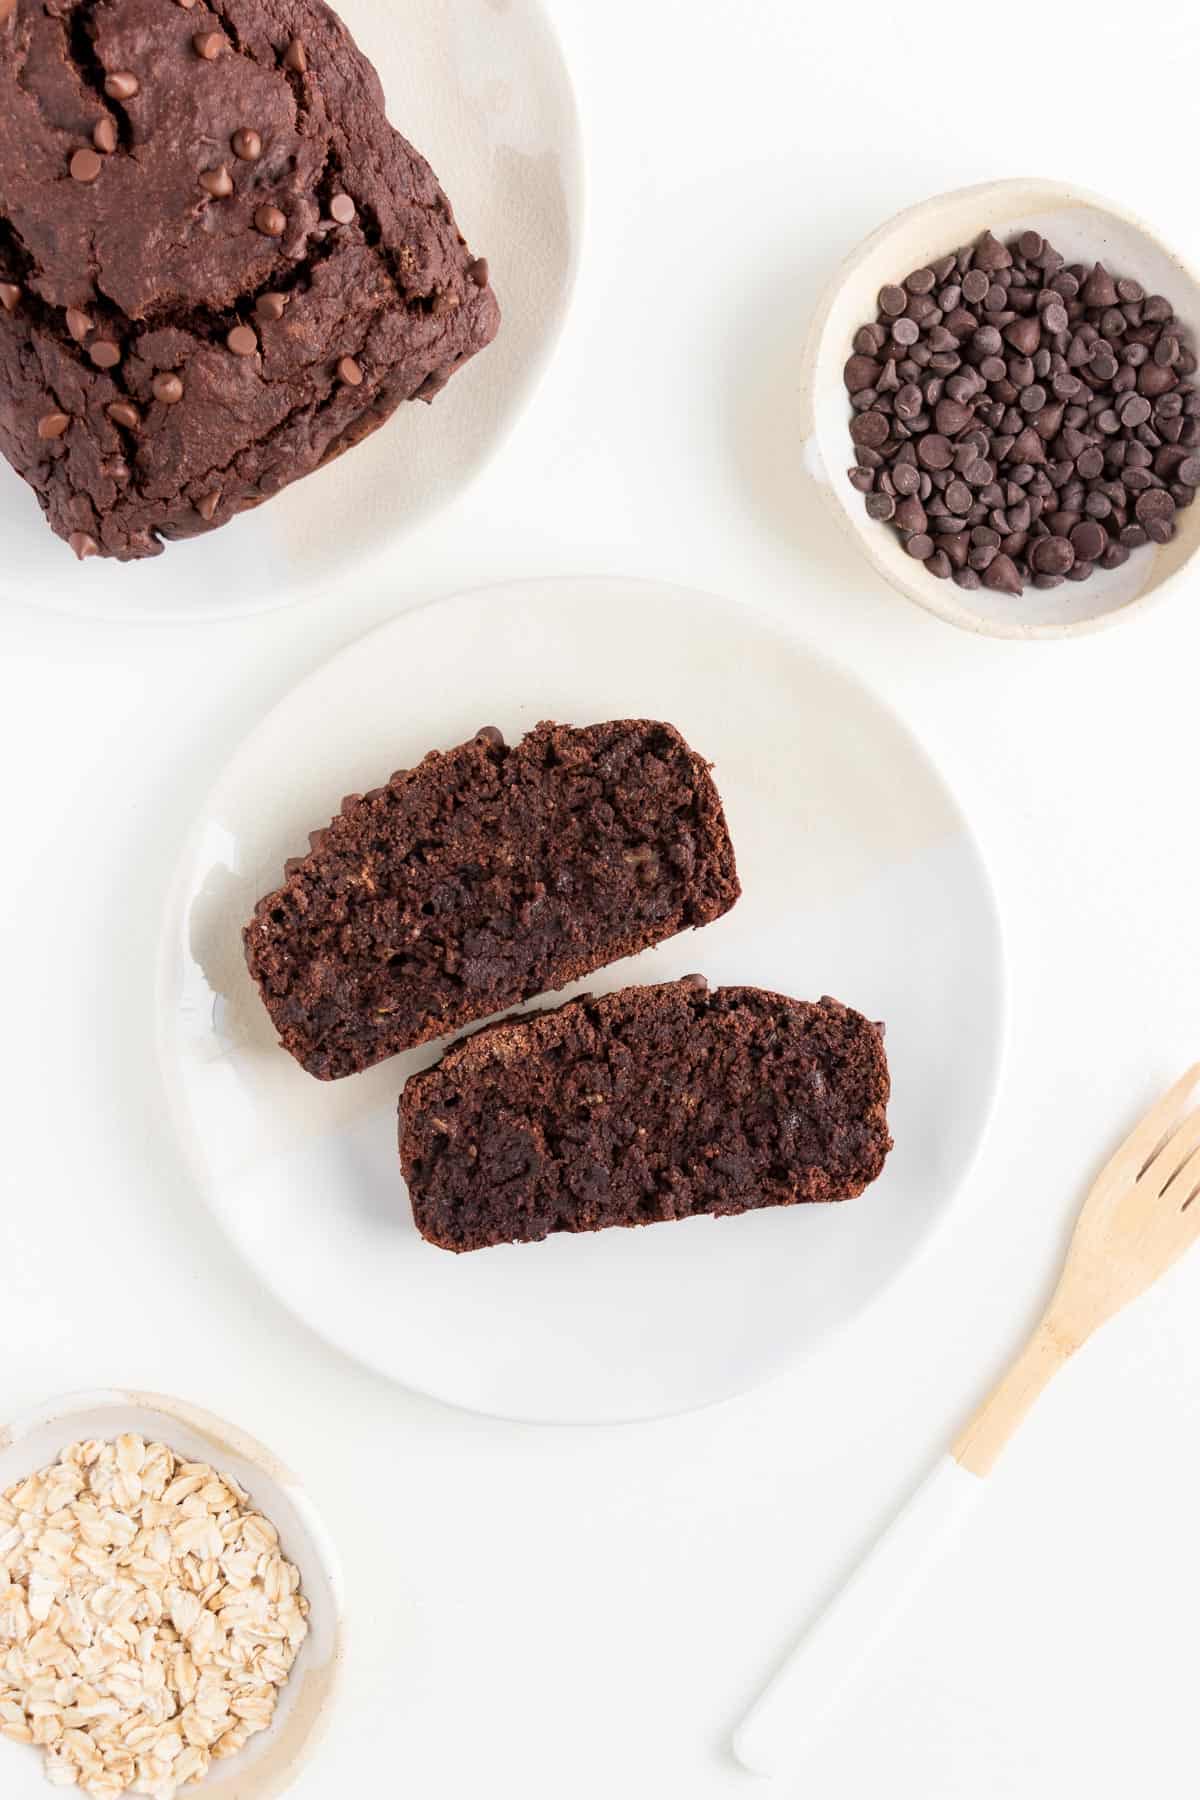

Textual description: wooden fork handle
[952,1319,1072,1477]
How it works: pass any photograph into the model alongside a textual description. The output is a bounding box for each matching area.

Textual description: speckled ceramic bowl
[0,1390,344,1800]
[800,178,1200,640]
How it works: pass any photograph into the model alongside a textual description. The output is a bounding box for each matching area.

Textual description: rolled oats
[0,1438,308,1799]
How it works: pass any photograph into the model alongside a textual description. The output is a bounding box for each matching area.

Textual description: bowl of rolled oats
[0,1391,343,1800]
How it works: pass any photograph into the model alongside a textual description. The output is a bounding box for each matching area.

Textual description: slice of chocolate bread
[399,980,892,1251]
[244,721,740,1078]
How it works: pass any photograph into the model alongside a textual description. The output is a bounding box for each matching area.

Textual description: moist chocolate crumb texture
[0,0,500,560]
[244,721,742,1080]
[399,980,893,1252]
[845,230,1200,597]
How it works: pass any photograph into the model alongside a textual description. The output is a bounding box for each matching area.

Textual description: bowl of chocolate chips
[800,179,1200,639]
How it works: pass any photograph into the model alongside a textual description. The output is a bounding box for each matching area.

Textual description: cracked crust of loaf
[399,983,894,1251]
[0,0,500,559]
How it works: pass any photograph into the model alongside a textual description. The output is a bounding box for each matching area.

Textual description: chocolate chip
[70,147,103,183]
[865,492,895,521]
[0,281,20,313]
[983,552,1022,593]
[199,165,233,198]
[65,306,91,342]
[1031,535,1075,575]
[891,317,919,348]
[193,30,223,57]
[879,285,907,317]
[104,71,139,99]
[89,340,120,369]
[152,371,184,404]
[974,231,1012,274]
[92,118,117,154]
[231,128,262,161]
[468,257,489,288]
[1080,263,1118,308]
[336,355,363,386]
[843,355,879,395]
[935,398,973,435]
[1136,488,1175,525]
[69,531,98,560]
[226,325,258,356]
[916,434,954,469]
[1139,361,1176,401]
[107,401,140,429]
[1070,520,1107,561]
[850,411,889,449]
[1120,395,1152,428]
[1003,316,1041,356]
[1177,455,1200,486]
[196,490,221,520]
[283,36,307,72]
[37,410,70,440]
[905,533,934,560]
[329,193,356,225]
[255,292,287,323]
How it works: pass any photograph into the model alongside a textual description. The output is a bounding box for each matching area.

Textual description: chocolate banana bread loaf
[245,721,741,1079]
[399,980,892,1251]
[0,0,499,560]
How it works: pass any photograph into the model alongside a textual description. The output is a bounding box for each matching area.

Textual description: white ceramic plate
[0,1390,343,1800]
[3,0,582,622]
[158,578,1007,1423]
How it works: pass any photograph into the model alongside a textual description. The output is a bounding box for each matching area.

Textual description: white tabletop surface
[4,2,1200,1796]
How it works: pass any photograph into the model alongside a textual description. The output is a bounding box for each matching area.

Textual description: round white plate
[158,578,1007,1423]
[3,0,582,622]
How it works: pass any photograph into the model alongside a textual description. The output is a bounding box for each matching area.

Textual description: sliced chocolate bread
[399,979,892,1251]
[244,721,740,1078]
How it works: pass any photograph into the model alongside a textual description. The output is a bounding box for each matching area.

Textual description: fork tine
[1103,1063,1200,1186]
[1143,1104,1200,1195]
[1172,1144,1200,1216]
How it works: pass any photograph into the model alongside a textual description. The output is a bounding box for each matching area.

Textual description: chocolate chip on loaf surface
[399,980,892,1251]
[244,721,741,1079]
[0,0,499,560]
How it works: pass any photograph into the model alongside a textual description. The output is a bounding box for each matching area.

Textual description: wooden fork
[733,1064,1200,1776]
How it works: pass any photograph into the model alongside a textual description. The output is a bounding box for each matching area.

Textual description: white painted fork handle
[732,1456,983,1776]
